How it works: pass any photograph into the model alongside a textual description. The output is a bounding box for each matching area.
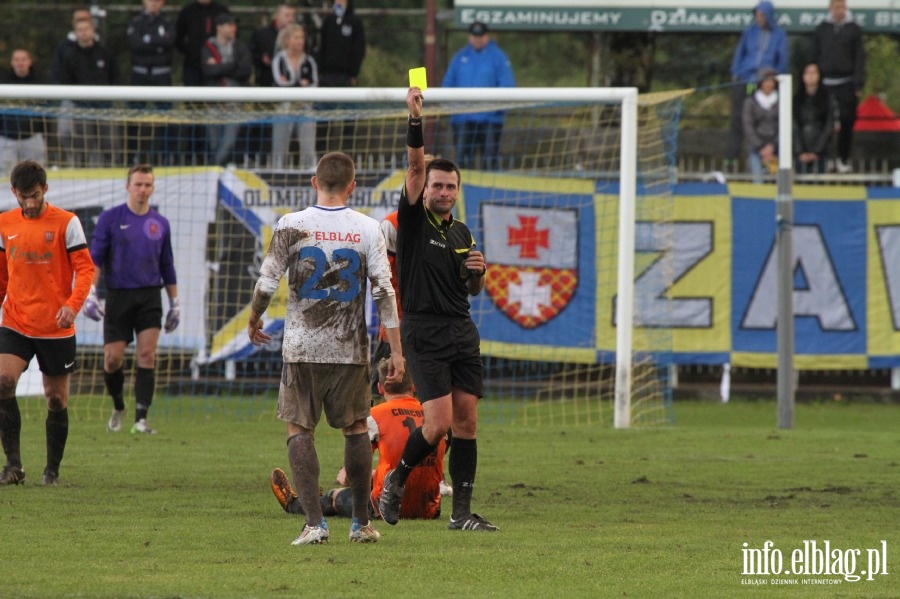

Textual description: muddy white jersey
[254,205,398,364]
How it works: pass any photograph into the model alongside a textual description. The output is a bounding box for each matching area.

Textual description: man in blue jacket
[726,2,788,168]
[442,21,515,171]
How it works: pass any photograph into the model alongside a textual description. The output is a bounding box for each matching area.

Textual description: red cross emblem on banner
[482,205,578,329]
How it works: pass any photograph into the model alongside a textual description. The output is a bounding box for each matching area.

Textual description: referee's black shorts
[401,314,483,402]
[104,287,163,345]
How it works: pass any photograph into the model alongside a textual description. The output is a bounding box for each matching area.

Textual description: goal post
[615,89,638,429]
[0,84,681,427]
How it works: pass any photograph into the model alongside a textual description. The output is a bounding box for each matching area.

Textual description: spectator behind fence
[441,21,516,171]
[127,0,177,164]
[51,9,95,166]
[0,49,47,176]
[57,15,119,167]
[201,12,252,166]
[271,23,318,170]
[249,4,298,163]
[726,2,788,171]
[176,0,230,87]
[128,0,175,98]
[793,62,834,175]
[317,0,365,88]
[812,0,865,174]
[315,0,365,153]
[742,67,780,184]
[251,3,297,88]
[51,9,95,84]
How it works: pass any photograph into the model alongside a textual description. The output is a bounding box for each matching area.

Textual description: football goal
[0,84,687,428]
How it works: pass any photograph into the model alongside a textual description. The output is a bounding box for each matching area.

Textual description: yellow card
[408,67,428,91]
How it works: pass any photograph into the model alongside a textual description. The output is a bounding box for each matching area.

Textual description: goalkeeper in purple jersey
[84,164,179,435]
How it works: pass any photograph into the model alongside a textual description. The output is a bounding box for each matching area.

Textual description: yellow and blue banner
[66,166,892,371]
[460,174,900,370]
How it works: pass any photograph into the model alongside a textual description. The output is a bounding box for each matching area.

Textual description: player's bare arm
[247,297,272,346]
[249,234,290,346]
[405,86,426,204]
[383,326,404,384]
[68,244,97,315]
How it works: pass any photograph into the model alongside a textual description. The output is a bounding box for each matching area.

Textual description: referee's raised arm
[404,86,426,204]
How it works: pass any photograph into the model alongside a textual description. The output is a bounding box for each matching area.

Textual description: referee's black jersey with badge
[396,185,476,318]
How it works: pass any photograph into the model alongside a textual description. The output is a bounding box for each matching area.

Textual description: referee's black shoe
[448,513,499,532]
[378,469,404,525]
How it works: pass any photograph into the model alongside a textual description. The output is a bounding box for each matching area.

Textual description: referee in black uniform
[378,87,498,532]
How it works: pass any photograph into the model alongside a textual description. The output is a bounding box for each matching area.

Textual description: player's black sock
[287,433,323,524]
[449,437,477,520]
[344,431,372,524]
[104,369,126,411]
[0,398,22,467]
[395,426,436,486]
[134,367,155,421]
[45,408,69,474]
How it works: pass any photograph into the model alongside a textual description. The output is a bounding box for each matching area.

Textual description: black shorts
[0,328,77,376]
[401,314,483,402]
[104,287,163,345]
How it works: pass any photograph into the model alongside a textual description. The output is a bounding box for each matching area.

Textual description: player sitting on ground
[271,357,447,520]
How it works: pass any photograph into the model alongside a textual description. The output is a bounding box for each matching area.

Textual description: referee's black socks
[449,437,477,519]
[395,426,436,486]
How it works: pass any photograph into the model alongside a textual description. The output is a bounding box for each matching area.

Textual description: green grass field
[3,396,898,598]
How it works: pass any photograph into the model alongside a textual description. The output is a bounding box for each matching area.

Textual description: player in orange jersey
[272,357,447,520]
[0,160,95,486]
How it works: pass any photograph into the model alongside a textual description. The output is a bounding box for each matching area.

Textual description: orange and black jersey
[369,395,446,520]
[396,185,475,318]
[0,204,94,338]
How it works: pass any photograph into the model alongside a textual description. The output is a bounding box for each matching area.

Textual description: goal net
[0,85,686,428]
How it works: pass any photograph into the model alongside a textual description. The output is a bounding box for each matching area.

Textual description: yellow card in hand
[409,67,428,91]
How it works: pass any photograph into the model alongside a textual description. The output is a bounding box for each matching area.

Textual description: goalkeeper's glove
[83,286,104,321]
[165,297,180,333]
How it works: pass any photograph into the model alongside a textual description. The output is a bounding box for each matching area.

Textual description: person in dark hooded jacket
[315,0,366,153]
